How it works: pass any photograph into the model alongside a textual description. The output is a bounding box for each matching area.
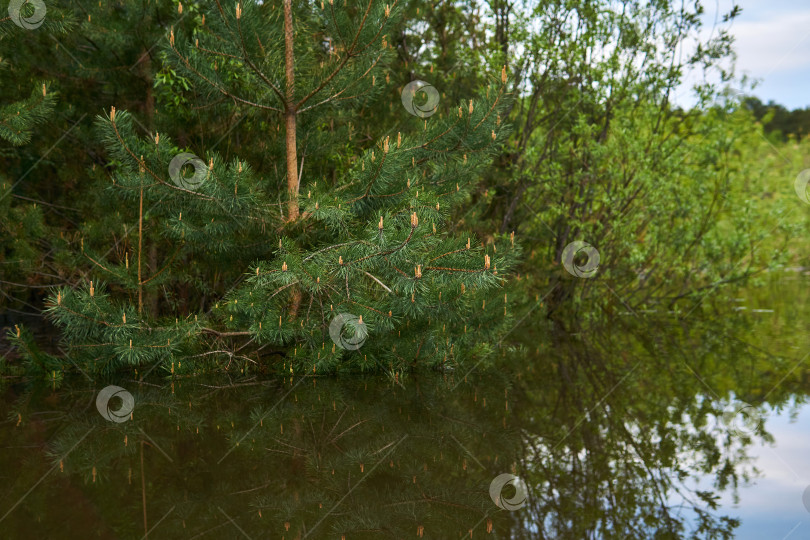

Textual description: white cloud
[731,10,810,75]
[717,407,810,518]
[675,2,810,108]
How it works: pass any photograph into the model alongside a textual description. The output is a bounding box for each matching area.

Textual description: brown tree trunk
[138,182,144,315]
[149,244,159,315]
[140,47,156,315]
[284,0,299,222]
[283,0,303,321]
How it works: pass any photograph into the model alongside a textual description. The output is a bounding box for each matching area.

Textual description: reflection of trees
[2,300,808,539]
[2,374,521,538]
[502,309,807,540]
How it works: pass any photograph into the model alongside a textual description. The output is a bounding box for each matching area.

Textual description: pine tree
[34,0,519,376]
[1,6,71,322]
[0,81,55,147]
[0,1,70,146]
[0,0,182,321]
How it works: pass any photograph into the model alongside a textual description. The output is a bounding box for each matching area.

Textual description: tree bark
[284,0,299,222]
[283,0,303,321]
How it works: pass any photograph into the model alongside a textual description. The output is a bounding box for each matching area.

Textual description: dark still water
[2,272,809,539]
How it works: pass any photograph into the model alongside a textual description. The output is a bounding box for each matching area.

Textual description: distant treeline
[745,97,810,141]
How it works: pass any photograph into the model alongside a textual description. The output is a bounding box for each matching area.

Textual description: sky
[699,401,810,539]
[699,0,810,109]
[705,6,810,529]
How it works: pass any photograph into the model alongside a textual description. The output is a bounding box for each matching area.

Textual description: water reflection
[2,372,523,538]
[2,274,809,538]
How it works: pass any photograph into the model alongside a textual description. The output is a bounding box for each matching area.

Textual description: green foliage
[3,3,810,538]
[3,324,62,377]
[29,0,518,377]
[456,0,810,326]
[1,0,808,381]
[744,96,810,141]
[0,82,56,146]
[0,0,175,319]
[0,1,73,146]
